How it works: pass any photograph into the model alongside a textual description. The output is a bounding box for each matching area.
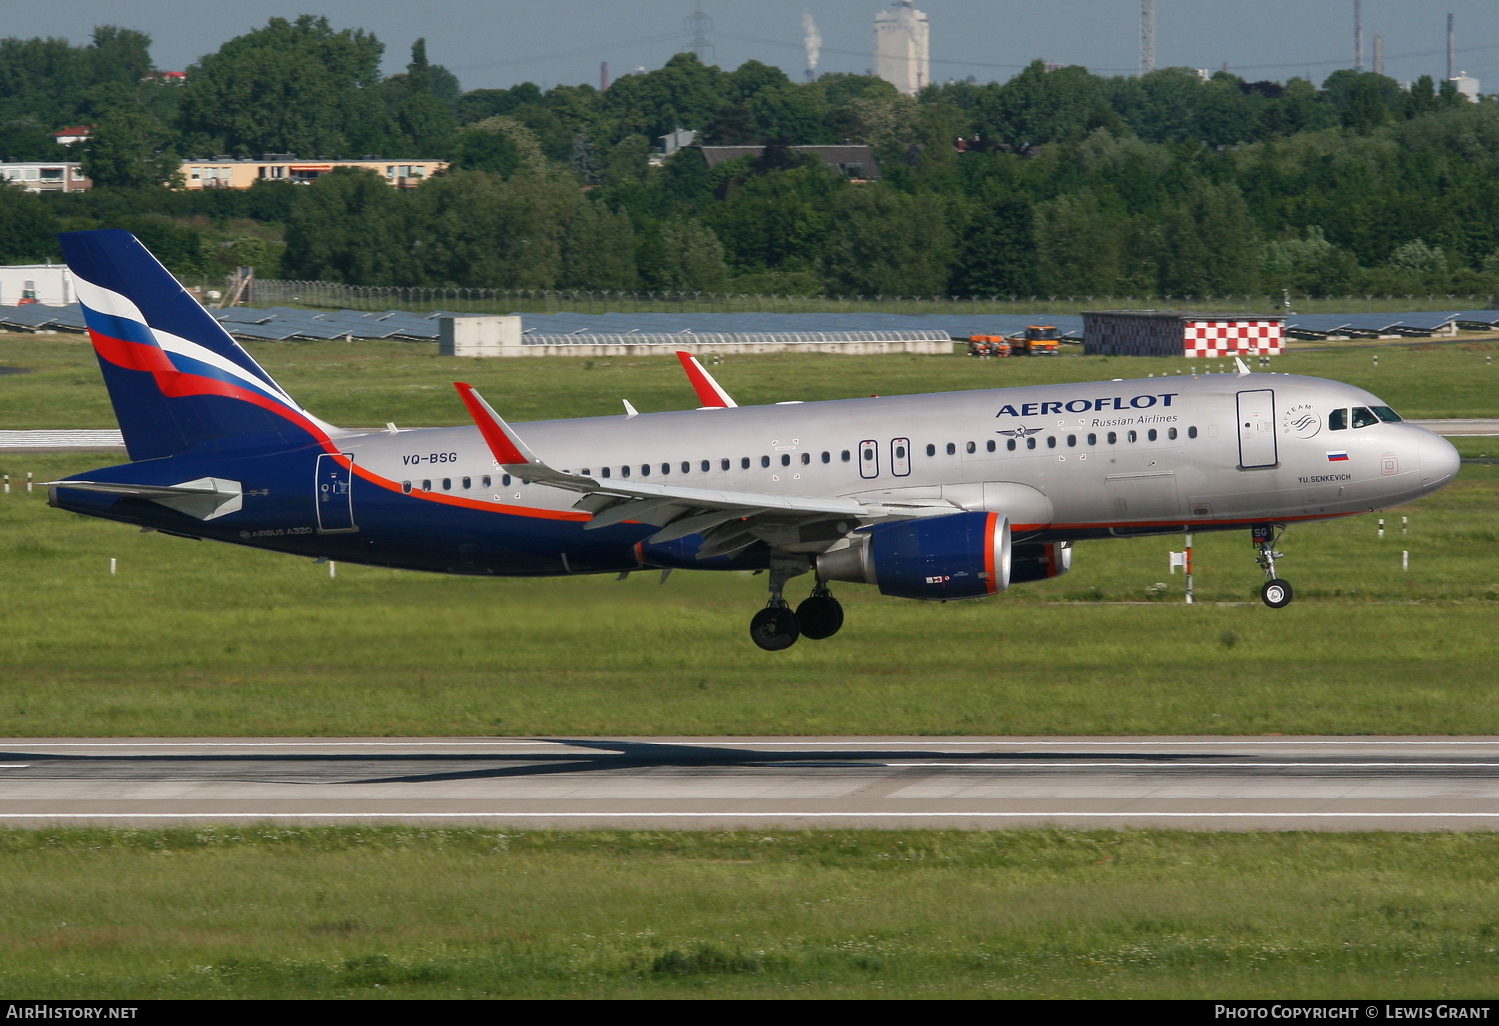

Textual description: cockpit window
[1328,409,1348,431]
[1352,406,1379,429]
[1370,405,1402,423]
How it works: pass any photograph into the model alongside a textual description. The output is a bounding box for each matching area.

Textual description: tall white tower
[874,1,929,95]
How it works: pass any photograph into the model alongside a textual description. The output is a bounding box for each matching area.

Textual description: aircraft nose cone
[1417,429,1461,489]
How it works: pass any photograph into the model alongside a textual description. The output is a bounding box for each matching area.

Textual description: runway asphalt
[3,736,1499,831]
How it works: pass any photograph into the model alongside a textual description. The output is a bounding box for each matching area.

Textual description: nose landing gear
[749,553,845,650]
[1252,524,1293,608]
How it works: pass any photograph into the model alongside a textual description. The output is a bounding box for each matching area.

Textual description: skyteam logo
[995,393,1178,417]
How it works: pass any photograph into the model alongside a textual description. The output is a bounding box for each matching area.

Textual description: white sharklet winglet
[623,399,639,417]
[675,351,738,408]
[1235,356,1251,376]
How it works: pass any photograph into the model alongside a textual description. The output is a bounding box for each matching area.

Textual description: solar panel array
[0,303,1490,344]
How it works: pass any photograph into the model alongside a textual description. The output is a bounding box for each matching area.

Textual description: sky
[15,1,1499,92]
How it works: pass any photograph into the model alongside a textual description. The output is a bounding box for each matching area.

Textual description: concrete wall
[515,340,952,357]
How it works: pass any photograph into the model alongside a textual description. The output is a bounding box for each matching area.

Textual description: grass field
[1,448,1495,737]
[2,331,1499,429]
[3,827,1499,998]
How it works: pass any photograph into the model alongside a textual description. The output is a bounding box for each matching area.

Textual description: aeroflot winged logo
[995,393,1179,417]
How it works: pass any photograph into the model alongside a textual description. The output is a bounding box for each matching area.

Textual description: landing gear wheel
[750,606,801,651]
[1261,579,1293,609]
[795,594,844,640]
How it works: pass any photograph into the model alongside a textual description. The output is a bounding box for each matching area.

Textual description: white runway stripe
[0,430,124,449]
[1,811,1498,820]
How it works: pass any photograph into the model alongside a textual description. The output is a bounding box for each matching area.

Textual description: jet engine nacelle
[1009,541,1071,584]
[817,511,1011,601]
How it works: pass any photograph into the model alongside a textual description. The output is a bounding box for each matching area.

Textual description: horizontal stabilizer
[49,477,243,520]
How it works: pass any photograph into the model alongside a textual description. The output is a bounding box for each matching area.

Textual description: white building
[1449,73,1481,101]
[0,162,90,193]
[0,265,74,307]
[874,1,929,96]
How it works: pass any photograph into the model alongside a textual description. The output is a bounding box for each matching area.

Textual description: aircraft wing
[454,382,957,557]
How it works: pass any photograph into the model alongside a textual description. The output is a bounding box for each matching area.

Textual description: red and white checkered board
[1183,320,1283,357]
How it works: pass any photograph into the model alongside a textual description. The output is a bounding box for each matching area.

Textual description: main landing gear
[1252,524,1294,609]
[749,553,845,651]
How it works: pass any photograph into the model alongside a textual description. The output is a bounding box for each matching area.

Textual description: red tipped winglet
[675,351,738,408]
[454,382,536,466]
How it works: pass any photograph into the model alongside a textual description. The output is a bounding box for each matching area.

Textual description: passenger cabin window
[503,474,512,486]
[701,461,710,472]
[801,452,811,465]
[1067,435,1077,447]
[422,479,432,491]
[966,441,976,454]
[1087,433,1097,445]
[1168,428,1177,440]
[600,468,610,479]
[1046,436,1056,448]
[926,444,936,457]
[1007,439,1016,451]
[621,466,630,478]
[1026,437,1036,450]
[640,465,650,477]
[681,462,690,474]
[1352,406,1379,429]
[821,452,830,463]
[741,457,751,469]
[721,459,730,471]
[462,476,471,489]
[1329,409,1348,431]
[986,440,996,452]
[761,455,771,468]
[1187,426,1198,438]
[841,450,851,462]
[1127,430,1137,443]
[1107,432,1117,444]
[402,481,412,494]
[781,454,791,466]
[482,475,491,487]
[946,443,956,455]
[1147,429,1157,441]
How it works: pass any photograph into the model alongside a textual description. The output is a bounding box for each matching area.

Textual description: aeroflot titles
[995,393,1179,418]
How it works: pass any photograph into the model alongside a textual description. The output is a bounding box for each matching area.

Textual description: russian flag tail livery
[59,229,334,461]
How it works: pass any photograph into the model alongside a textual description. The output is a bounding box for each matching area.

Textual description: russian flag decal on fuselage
[1326,451,1350,462]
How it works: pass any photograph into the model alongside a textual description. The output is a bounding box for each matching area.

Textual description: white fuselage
[334,372,1460,539]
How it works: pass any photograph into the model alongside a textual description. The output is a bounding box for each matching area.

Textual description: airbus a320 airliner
[48,230,1461,649]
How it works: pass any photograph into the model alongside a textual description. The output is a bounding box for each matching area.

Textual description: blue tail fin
[60,229,330,461]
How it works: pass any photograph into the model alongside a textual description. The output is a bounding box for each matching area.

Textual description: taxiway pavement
[3,736,1499,830]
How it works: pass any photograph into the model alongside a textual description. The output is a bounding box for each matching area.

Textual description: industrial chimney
[1140,0,1155,74]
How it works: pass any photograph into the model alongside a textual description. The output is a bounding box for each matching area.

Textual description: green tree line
[2,17,1498,298]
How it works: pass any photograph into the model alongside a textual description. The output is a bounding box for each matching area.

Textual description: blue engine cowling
[816,511,1011,601]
